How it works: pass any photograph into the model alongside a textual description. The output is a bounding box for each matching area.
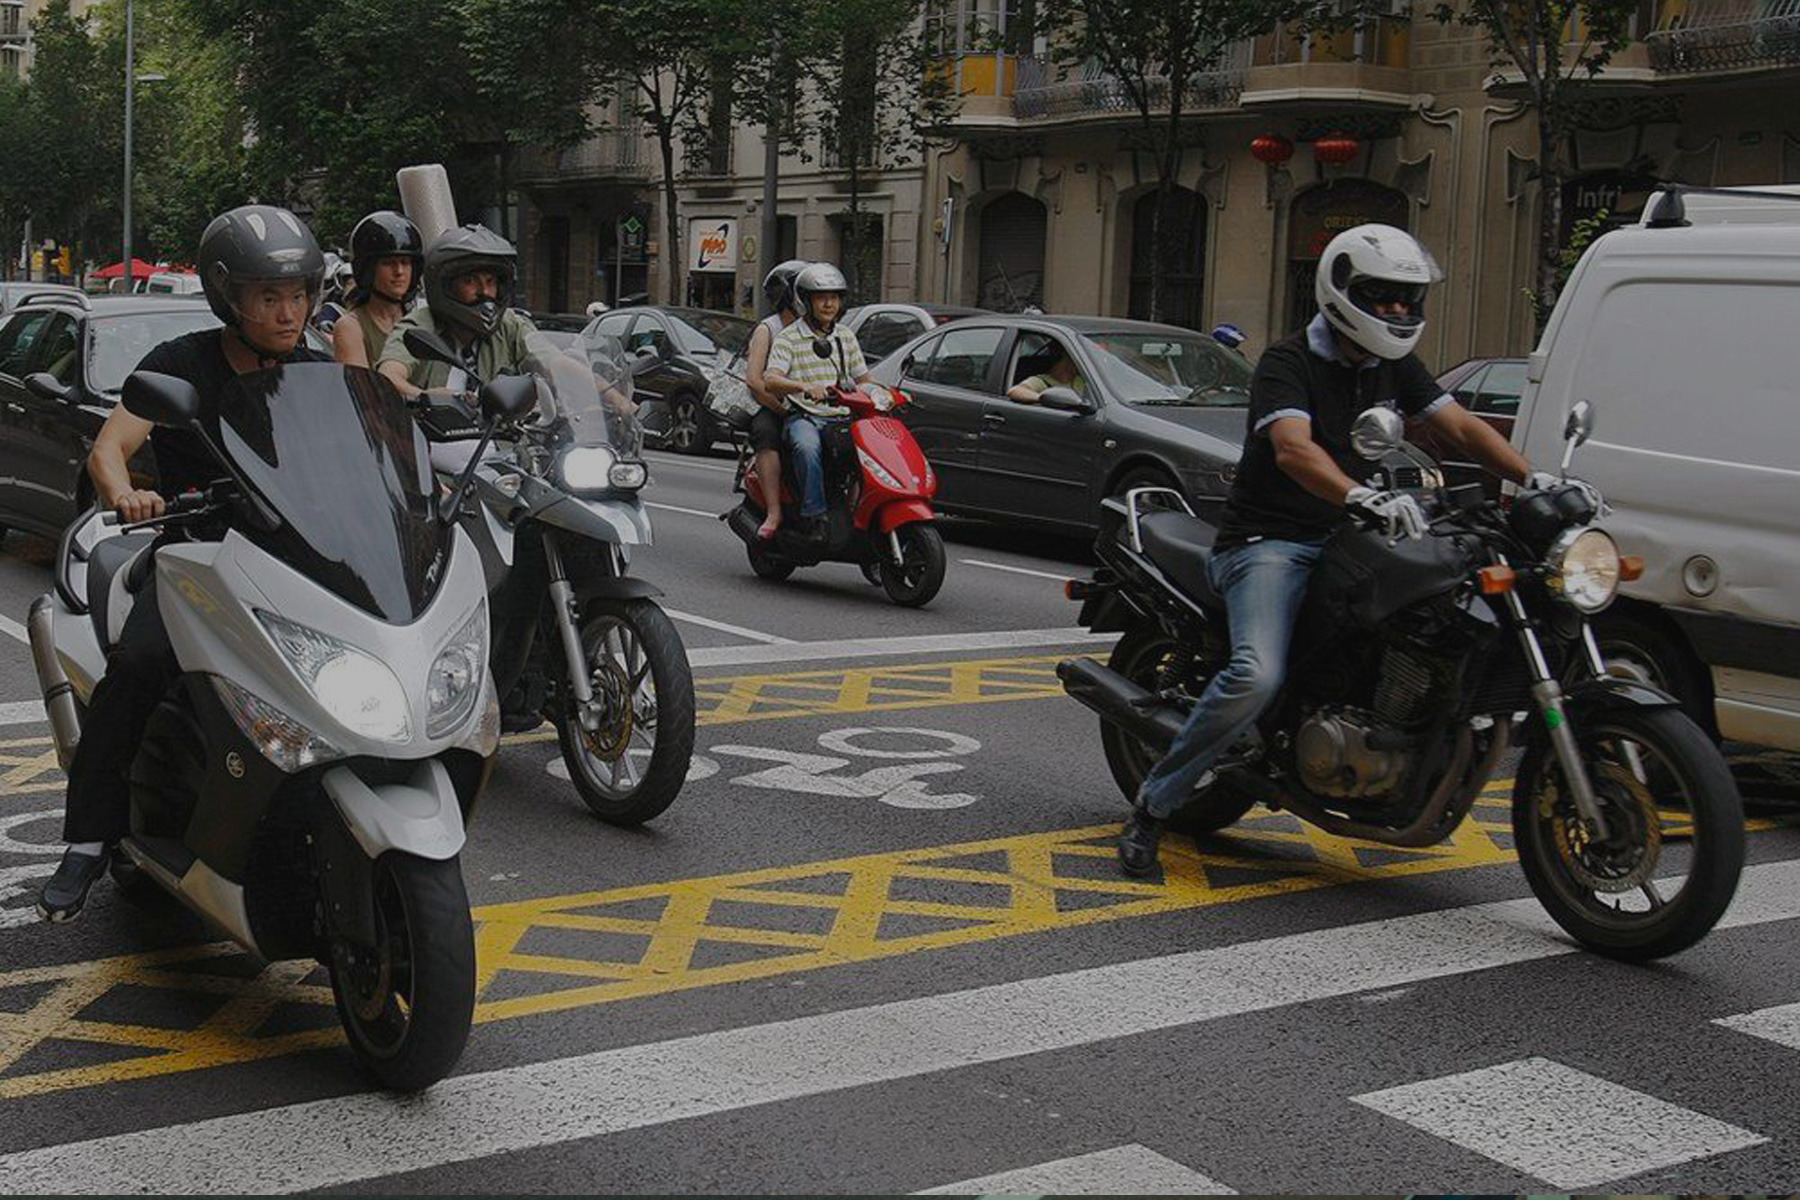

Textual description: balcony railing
[1013,45,1251,120]
[1250,12,1411,68]
[1645,0,1800,71]
[517,127,647,181]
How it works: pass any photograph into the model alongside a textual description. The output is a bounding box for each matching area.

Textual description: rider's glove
[1345,486,1428,541]
[1524,470,1607,514]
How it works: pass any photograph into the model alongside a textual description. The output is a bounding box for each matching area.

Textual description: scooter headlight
[559,445,647,492]
[1547,527,1621,613]
[210,675,341,772]
[427,602,488,739]
[856,447,903,491]
[255,611,412,743]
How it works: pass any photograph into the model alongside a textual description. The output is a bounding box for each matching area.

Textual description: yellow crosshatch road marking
[0,655,1073,797]
[12,785,1779,1101]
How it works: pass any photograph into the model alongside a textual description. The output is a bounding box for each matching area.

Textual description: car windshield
[541,329,645,456]
[88,310,221,393]
[667,311,753,358]
[216,363,447,623]
[1079,331,1251,408]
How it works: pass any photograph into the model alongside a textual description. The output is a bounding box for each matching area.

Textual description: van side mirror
[1038,386,1093,414]
[478,374,537,421]
[121,370,202,428]
[403,327,463,368]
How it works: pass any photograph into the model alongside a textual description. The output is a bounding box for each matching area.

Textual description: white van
[144,271,202,295]
[1513,184,1800,750]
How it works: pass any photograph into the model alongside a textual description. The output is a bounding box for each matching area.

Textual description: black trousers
[62,582,178,843]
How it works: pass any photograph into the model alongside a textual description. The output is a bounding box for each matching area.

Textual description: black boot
[1117,808,1165,877]
[37,845,111,923]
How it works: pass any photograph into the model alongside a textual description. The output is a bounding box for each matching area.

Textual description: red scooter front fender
[874,499,936,534]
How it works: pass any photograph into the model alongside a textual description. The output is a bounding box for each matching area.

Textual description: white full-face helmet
[1314,223,1441,361]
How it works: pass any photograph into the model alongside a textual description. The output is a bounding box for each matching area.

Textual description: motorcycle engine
[1295,709,1410,799]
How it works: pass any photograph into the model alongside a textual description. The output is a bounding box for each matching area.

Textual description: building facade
[1,0,91,80]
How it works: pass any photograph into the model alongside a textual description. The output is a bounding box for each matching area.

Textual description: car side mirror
[477,374,537,422]
[121,370,202,428]
[1038,386,1093,414]
[629,346,663,375]
[24,372,72,403]
[403,327,463,368]
[1351,406,1405,459]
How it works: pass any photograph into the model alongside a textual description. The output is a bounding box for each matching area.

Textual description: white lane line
[662,609,793,645]
[1714,1000,1800,1049]
[1353,1056,1766,1188]
[687,627,1117,669]
[960,558,1075,583]
[646,500,725,520]
[0,700,44,726]
[6,859,1799,1196]
[917,1145,1236,1195]
[645,451,738,475]
[0,613,28,645]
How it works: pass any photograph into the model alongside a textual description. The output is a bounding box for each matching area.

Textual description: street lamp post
[122,0,133,293]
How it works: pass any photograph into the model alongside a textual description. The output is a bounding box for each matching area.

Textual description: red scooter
[725,383,947,607]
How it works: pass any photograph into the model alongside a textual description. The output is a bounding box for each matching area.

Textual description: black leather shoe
[1117,809,1165,877]
[37,846,110,923]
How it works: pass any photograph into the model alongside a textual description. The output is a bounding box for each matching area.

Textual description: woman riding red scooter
[727,263,947,607]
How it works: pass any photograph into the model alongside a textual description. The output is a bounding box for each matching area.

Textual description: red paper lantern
[1313,132,1361,167]
[1250,133,1295,166]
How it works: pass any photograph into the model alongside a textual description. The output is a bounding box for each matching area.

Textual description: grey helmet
[792,262,849,324]
[196,205,325,335]
[423,224,517,338]
[762,258,808,315]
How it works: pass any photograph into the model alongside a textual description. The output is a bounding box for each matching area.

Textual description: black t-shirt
[1214,324,1446,549]
[133,330,329,497]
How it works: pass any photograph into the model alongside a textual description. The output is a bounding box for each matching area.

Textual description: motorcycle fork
[1495,559,1611,838]
[542,533,594,711]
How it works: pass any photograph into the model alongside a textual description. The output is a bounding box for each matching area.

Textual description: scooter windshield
[216,362,448,623]
[529,329,645,457]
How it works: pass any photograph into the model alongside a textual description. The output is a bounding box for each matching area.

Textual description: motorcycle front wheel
[555,598,697,826]
[329,852,475,1092]
[877,524,946,607]
[1100,626,1254,835]
[1512,706,1744,962]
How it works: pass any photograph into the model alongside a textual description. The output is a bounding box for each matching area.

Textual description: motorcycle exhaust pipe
[1056,657,1186,753]
[27,596,80,770]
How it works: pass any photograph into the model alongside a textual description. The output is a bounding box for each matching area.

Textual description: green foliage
[1523,204,1609,325]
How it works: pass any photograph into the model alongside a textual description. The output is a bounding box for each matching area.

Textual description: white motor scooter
[27,361,533,1090]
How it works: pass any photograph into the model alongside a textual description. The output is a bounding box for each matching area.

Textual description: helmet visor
[1347,279,1428,325]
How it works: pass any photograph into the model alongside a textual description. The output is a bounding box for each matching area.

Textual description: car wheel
[666,394,706,456]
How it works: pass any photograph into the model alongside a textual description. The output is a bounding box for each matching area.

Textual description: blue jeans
[783,414,837,519]
[1137,537,1324,819]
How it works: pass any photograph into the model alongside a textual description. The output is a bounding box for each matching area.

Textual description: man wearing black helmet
[742,259,807,540]
[38,205,332,923]
[377,223,536,400]
[334,210,423,369]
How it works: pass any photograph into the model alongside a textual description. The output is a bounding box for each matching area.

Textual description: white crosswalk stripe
[1715,1001,1800,1050]
[915,1144,1237,1195]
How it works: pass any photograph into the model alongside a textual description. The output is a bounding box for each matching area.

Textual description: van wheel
[1592,611,1717,739]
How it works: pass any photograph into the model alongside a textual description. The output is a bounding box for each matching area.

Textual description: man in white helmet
[1119,222,1548,876]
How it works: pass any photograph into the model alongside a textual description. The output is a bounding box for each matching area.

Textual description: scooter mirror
[1564,399,1595,448]
[812,338,834,360]
[1038,386,1094,414]
[121,370,202,428]
[1350,406,1405,459]
[403,327,464,368]
[478,374,538,421]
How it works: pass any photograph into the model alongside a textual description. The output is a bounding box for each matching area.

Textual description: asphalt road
[1,447,1799,1194]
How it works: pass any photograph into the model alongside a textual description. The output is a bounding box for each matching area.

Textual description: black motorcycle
[1060,402,1745,961]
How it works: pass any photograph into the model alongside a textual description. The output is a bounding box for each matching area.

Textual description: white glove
[1524,470,1607,514]
[1346,486,1427,541]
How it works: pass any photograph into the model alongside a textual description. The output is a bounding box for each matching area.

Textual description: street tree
[1433,0,1641,326]
[17,0,119,270]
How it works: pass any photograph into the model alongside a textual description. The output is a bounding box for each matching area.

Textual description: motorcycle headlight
[427,602,488,739]
[559,445,647,492]
[210,675,341,773]
[255,611,412,743]
[1547,527,1621,613]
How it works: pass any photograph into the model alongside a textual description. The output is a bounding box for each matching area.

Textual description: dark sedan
[0,295,224,539]
[583,305,753,454]
[866,315,1251,531]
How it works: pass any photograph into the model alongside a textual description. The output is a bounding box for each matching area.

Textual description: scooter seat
[87,533,155,647]
[1137,510,1222,609]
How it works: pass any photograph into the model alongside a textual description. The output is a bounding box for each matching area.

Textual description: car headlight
[255,610,412,743]
[427,602,488,739]
[559,445,646,492]
[856,447,903,491]
[1547,527,1621,613]
[210,675,341,772]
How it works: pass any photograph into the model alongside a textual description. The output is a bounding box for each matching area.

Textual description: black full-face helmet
[350,210,424,304]
[762,258,808,315]
[197,205,325,351]
[423,224,517,338]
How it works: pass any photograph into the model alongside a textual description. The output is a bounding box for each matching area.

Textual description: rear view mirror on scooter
[403,327,464,368]
[478,374,537,421]
[122,370,203,428]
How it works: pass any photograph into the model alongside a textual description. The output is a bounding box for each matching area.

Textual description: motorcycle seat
[1137,510,1222,609]
[87,533,156,647]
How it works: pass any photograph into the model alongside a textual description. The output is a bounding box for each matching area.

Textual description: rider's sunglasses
[1350,280,1427,310]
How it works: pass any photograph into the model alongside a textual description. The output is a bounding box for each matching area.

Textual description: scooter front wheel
[556,598,698,825]
[877,523,946,608]
[329,852,475,1092]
